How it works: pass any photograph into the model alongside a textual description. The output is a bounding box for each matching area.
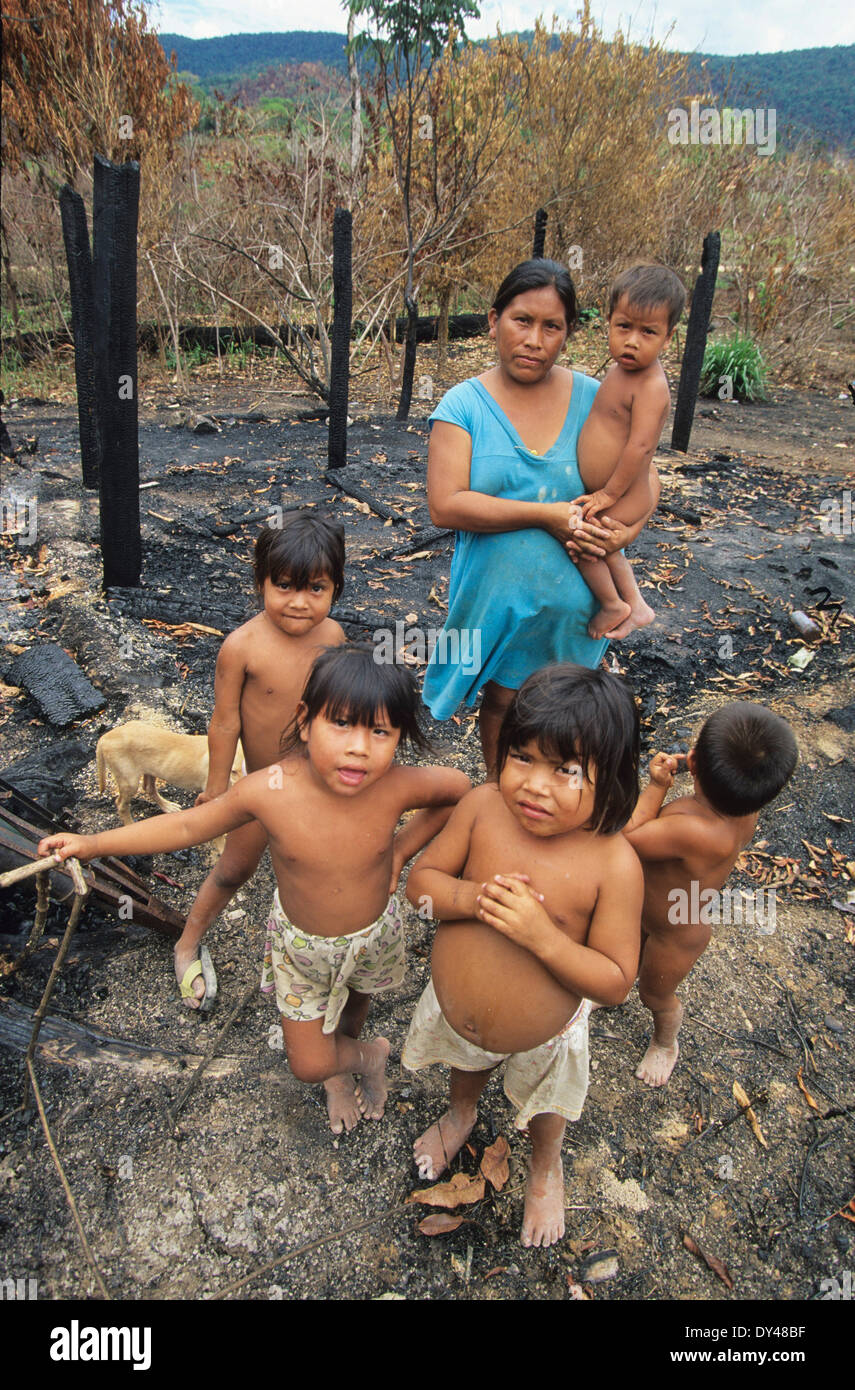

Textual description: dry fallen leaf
[796,1067,821,1112]
[733,1080,768,1149]
[683,1233,735,1290]
[407,1171,486,1209]
[417,1212,465,1236]
[480,1135,510,1191]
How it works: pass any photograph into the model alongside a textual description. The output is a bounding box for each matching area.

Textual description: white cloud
[150,0,855,55]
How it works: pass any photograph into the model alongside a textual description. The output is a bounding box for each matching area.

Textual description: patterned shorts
[260,891,405,1034]
[402,978,591,1129]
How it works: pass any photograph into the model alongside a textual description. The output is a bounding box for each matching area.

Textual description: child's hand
[476,874,551,950]
[648,752,683,787]
[37,833,96,863]
[194,789,219,807]
[572,489,618,520]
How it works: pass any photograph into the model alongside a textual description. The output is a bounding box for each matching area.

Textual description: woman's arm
[428,421,579,545]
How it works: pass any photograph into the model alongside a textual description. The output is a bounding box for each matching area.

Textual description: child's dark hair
[254,513,345,601]
[692,702,797,816]
[280,644,429,755]
[609,262,686,333]
[492,259,578,334]
[496,664,639,834]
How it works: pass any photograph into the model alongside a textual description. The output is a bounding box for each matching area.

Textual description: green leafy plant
[700,334,768,401]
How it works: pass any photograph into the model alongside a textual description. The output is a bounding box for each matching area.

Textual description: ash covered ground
[0,358,853,1306]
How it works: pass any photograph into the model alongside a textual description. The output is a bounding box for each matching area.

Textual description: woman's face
[488,285,569,384]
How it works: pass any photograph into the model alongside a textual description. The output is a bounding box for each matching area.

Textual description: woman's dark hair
[254,513,345,601]
[280,644,430,755]
[492,259,578,333]
[495,664,639,834]
[692,702,797,816]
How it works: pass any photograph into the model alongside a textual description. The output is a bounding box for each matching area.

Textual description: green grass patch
[700,333,768,401]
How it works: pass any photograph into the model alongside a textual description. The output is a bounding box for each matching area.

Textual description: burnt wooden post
[671,231,721,453]
[92,154,141,587]
[59,188,100,489]
[396,293,418,423]
[328,207,352,472]
[533,208,548,259]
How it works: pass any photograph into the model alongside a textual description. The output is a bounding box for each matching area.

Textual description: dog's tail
[95,736,109,794]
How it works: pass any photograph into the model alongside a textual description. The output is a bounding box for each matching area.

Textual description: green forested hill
[158,30,854,150]
[686,47,854,150]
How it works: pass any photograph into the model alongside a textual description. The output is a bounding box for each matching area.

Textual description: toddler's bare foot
[605,599,656,642]
[588,599,632,640]
[324,1074,360,1133]
[413,1103,478,1182]
[635,1038,679,1087]
[521,1154,566,1248]
[353,1037,391,1120]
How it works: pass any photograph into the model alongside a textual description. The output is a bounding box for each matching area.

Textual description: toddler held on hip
[624,701,798,1087]
[39,645,470,1135]
[402,663,643,1248]
[174,512,347,1010]
[574,262,686,640]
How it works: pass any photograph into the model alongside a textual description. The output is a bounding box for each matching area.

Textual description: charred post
[533,208,548,259]
[59,187,101,489]
[92,154,142,587]
[328,207,353,472]
[671,231,721,454]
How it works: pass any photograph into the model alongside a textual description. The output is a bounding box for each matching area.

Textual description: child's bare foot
[635,998,683,1086]
[604,598,656,642]
[353,1037,391,1120]
[521,1154,566,1248]
[174,941,206,1009]
[635,1038,679,1086]
[588,598,632,640]
[413,1103,478,1181]
[324,1074,361,1133]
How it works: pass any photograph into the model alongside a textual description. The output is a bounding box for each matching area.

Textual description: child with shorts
[624,701,798,1087]
[40,646,470,1134]
[574,262,686,640]
[402,664,642,1247]
[174,513,347,1011]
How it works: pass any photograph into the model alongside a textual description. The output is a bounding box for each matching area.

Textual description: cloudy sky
[151,1,854,56]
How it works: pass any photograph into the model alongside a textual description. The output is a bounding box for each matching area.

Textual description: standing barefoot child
[624,702,798,1087]
[175,513,347,1011]
[403,664,642,1248]
[574,263,686,640]
[40,646,470,1134]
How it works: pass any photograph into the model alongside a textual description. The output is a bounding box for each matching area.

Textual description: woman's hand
[540,500,589,547]
[566,512,634,561]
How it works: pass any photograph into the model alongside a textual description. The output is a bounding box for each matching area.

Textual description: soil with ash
[0,359,853,1307]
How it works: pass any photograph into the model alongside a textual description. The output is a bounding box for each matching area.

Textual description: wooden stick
[22,887,86,1103]
[0,853,61,888]
[168,978,257,1125]
[211,1202,412,1299]
[25,1059,111,1300]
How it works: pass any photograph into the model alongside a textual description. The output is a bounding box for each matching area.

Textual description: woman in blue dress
[423,259,656,772]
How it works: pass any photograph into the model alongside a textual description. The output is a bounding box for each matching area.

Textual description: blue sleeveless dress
[422,374,608,720]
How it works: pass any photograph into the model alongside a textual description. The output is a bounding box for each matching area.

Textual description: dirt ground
[0,338,853,1311]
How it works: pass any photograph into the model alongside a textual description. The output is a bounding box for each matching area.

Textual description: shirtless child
[574,263,686,640]
[403,664,642,1247]
[624,702,798,1086]
[40,647,470,1135]
[174,514,346,1011]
